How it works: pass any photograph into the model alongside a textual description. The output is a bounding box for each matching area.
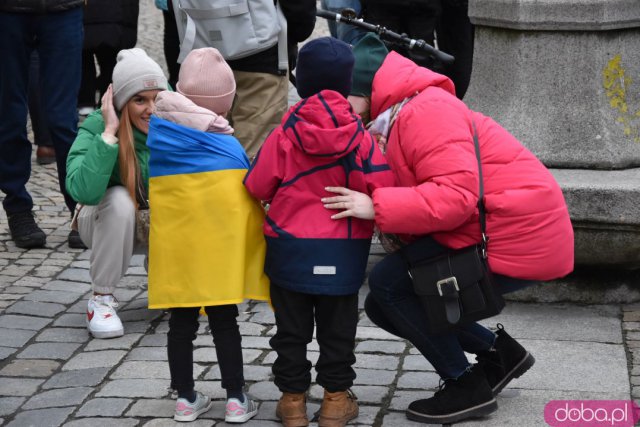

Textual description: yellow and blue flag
[146,116,269,309]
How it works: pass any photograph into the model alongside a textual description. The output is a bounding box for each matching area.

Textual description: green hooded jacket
[66,110,149,206]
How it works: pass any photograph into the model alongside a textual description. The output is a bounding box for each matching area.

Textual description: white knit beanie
[176,48,236,115]
[112,48,168,111]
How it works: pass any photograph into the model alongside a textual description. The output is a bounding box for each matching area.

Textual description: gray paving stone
[17,342,82,360]
[139,333,167,347]
[381,411,427,426]
[127,346,168,361]
[356,326,402,341]
[119,308,163,323]
[110,361,182,380]
[5,407,75,427]
[58,268,92,283]
[23,386,93,410]
[354,354,400,371]
[0,347,16,360]
[353,405,380,425]
[76,398,132,417]
[247,381,280,401]
[514,339,629,394]
[125,320,155,334]
[52,313,86,328]
[97,379,170,398]
[193,381,226,400]
[6,300,66,317]
[0,314,51,330]
[142,419,215,426]
[4,286,35,294]
[125,398,175,418]
[250,311,275,324]
[356,340,406,354]
[65,418,139,427]
[0,397,25,416]
[396,371,441,390]
[36,327,89,343]
[0,359,60,377]
[83,333,143,351]
[486,303,622,343]
[42,280,91,293]
[401,355,436,371]
[0,377,44,397]
[353,368,398,386]
[193,334,215,347]
[63,350,127,370]
[389,390,428,411]
[241,336,272,349]
[0,327,37,347]
[205,364,272,382]
[121,297,149,311]
[42,368,110,389]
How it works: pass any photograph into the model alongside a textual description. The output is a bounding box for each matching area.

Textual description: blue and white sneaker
[225,393,258,423]
[174,392,212,422]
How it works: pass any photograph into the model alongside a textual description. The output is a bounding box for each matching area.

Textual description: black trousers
[167,305,244,393]
[436,0,474,99]
[78,47,118,108]
[270,283,358,393]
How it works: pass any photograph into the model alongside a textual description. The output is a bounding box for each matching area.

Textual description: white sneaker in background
[78,106,95,116]
[87,294,124,339]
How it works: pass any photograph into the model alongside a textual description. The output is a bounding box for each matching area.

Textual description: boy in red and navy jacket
[244,37,395,427]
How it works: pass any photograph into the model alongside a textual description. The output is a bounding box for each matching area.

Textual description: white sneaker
[87,294,124,339]
[225,393,258,423]
[174,392,212,422]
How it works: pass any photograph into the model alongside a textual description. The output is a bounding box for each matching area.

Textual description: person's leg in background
[78,49,98,116]
[37,6,85,248]
[94,46,118,101]
[229,70,288,159]
[436,0,474,99]
[28,51,56,165]
[0,12,47,248]
[314,293,359,426]
[163,0,181,89]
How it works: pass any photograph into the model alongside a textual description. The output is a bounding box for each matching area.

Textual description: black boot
[406,366,497,424]
[476,323,535,396]
[8,211,46,249]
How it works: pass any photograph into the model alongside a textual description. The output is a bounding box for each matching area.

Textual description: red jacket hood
[283,90,365,158]
[370,51,456,120]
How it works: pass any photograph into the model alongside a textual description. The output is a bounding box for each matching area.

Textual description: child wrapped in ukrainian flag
[146,48,267,423]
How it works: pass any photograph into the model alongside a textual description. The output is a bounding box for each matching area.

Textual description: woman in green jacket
[66,48,167,339]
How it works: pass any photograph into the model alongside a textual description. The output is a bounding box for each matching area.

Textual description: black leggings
[167,305,244,393]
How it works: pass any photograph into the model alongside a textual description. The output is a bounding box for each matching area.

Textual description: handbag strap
[471,120,489,258]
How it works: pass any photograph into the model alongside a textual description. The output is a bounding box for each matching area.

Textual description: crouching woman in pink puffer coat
[322,34,574,425]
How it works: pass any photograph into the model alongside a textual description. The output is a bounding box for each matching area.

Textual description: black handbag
[400,122,505,334]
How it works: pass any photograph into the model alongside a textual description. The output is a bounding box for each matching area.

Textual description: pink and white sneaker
[174,392,212,422]
[225,393,258,423]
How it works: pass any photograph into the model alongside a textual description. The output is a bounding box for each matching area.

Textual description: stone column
[465,0,640,267]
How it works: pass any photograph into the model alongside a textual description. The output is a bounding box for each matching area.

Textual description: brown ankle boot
[318,389,359,427]
[276,392,309,427]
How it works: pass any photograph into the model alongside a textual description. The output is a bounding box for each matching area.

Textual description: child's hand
[101,84,120,137]
[322,187,375,220]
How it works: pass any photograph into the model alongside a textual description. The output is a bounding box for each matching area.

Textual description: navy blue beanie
[296,37,355,99]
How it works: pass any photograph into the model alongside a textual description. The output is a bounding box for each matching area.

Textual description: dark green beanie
[350,33,389,97]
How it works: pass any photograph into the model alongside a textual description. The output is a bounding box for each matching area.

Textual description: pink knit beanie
[176,48,236,115]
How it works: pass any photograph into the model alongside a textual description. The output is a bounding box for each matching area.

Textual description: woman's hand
[322,186,375,220]
[101,84,120,137]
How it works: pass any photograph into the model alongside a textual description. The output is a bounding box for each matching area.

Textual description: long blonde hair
[117,103,141,209]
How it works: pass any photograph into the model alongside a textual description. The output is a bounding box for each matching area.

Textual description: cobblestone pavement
[0,1,637,426]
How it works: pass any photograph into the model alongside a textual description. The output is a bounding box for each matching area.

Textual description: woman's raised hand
[101,84,120,137]
[322,187,375,220]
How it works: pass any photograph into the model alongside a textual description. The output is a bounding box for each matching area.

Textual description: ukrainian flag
[146,116,269,309]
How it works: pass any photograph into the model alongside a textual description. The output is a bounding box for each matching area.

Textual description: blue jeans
[0,8,83,215]
[365,236,536,379]
[320,0,367,45]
